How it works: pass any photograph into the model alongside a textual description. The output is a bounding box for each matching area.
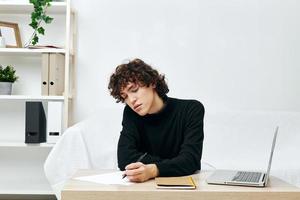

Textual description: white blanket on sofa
[44,111,121,199]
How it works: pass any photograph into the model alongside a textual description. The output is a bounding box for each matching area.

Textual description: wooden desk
[62,170,300,200]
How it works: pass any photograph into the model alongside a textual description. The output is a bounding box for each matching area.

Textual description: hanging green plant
[25,0,54,47]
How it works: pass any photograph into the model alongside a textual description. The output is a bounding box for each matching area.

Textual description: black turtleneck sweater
[117,97,205,177]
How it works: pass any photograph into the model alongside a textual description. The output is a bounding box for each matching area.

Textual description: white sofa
[44,109,300,199]
[44,108,122,199]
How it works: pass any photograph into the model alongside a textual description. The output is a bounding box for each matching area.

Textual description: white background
[70,0,300,123]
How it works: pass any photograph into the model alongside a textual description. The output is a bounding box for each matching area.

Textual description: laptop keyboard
[232,171,262,183]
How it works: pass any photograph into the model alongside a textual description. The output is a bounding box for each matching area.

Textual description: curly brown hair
[108,58,169,103]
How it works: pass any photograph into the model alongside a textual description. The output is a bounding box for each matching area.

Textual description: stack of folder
[24,101,63,144]
[42,53,65,96]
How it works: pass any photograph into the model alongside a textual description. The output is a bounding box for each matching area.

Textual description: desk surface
[62,170,300,200]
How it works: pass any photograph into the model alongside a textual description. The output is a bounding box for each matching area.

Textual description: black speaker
[25,102,46,143]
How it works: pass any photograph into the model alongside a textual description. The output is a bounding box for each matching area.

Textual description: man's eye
[131,86,139,92]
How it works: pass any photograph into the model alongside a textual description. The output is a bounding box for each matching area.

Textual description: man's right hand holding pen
[122,152,159,182]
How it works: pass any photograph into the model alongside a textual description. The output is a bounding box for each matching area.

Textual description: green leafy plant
[0,65,19,83]
[25,0,54,47]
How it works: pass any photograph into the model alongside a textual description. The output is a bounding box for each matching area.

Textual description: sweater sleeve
[117,106,162,170]
[155,101,205,176]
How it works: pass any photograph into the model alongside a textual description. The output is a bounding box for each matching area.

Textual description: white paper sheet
[73,171,134,186]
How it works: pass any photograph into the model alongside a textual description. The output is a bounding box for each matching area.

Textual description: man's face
[120,82,156,116]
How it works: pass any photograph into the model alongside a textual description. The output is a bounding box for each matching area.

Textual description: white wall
[70,0,300,123]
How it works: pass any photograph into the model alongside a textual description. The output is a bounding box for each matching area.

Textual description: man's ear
[151,83,156,88]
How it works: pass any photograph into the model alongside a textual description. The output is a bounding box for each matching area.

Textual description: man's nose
[128,95,137,105]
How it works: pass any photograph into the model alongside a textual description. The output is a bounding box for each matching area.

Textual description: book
[27,45,62,49]
[47,101,63,144]
[155,176,196,189]
[41,53,49,95]
[49,53,65,95]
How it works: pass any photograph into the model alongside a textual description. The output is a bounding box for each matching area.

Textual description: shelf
[0,1,67,14]
[0,47,66,56]
[0,0,72,196]
[0,190,54,195]
[0,142,54,148]
[0,95,64,101]
[0,183,54,195]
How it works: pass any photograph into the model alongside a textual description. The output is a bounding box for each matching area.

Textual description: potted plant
[0,65,18,95]
[24,0,54,47]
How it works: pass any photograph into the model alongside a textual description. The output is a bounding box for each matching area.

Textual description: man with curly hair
[108,58,204,182]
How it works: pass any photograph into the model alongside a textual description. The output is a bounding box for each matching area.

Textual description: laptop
[206,126,278,187]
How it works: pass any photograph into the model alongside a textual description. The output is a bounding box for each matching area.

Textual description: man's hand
[124,162,159,182]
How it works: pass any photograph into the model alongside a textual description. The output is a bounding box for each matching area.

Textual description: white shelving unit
[0,47,66,55]
[0,1,67,14]
[0,0,74,197]
[0,95,64,101]
[0,142,54,147]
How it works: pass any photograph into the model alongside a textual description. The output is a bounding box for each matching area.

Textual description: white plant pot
[0,82,13,95]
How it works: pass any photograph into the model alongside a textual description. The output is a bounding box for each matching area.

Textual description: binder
[41,53,50,95]
[41,53,65,96]
[25,102,46,143]
[155,176,196,189]
[47,101,63,143]
[49,53,65,96]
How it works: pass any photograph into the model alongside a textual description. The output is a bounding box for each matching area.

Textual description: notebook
[155,176,196,189]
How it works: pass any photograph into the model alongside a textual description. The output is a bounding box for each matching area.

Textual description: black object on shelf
[25,101,46,143]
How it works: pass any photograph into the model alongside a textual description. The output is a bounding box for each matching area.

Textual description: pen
[122,152,148,179]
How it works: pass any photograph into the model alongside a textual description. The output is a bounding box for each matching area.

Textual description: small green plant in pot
[0,65,19,95]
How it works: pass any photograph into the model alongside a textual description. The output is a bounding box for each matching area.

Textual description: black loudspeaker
[25,102,46,143]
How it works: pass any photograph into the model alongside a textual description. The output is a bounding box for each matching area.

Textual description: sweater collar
[143,95,171,120]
